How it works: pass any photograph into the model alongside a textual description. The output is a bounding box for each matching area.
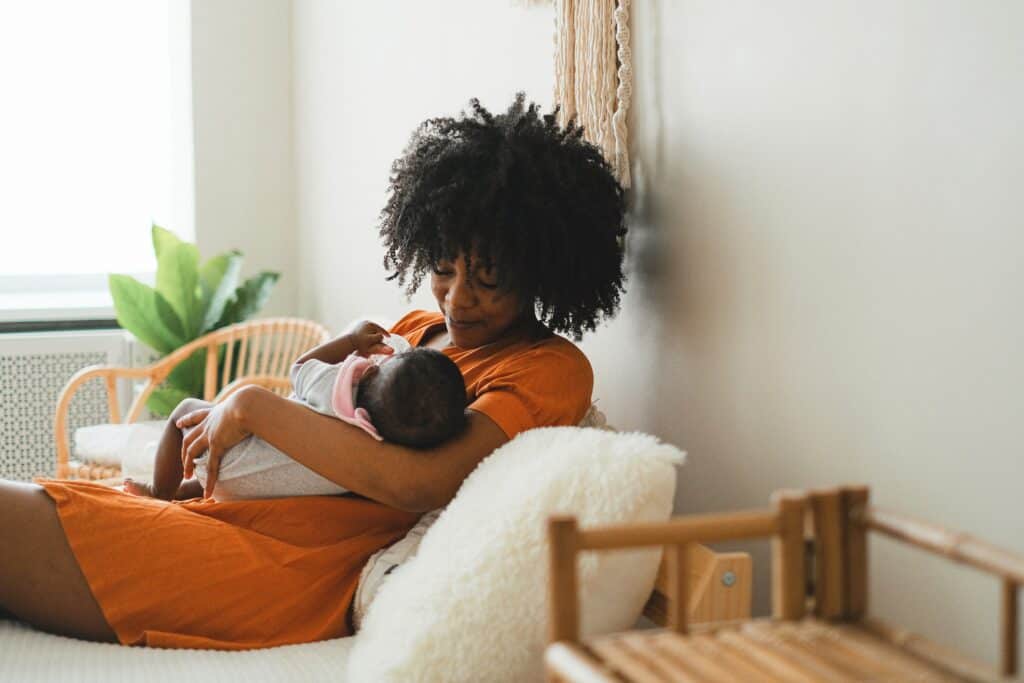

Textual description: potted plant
[108,225,279,416]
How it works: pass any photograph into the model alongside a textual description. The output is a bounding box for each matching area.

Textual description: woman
[0,94,626,648]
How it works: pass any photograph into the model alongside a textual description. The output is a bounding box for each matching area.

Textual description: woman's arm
[181,385,508,512]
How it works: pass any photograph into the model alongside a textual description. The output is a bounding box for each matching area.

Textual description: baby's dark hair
[379,92,627,341]
[355,348,467,448]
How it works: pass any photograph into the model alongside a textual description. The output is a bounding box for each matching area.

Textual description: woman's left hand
[177,393,252,498]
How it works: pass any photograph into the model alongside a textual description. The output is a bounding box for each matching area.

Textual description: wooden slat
[204,344,218,400]
[577,510,778,551]
[619,634,702,683]
[221,327,237,389]
[666,544,688,634]
[689,632,778,682]
[103,374,121,423]
[743,621,860,682]
[256,330,272,375]
[544,642,620,683]
[267,328,288,378]
[799,619,955,683]
[1002,579,1018,677]
[589,637,670,683]
[772,490,807,620]
[769,621,883,681]
[649,631,739,683]
[279,320,301,376]
[859,618,1009,682]
[842,485,869,619]
[549,516,580,645]
[790,620,963,682]
[236,333,251,381]
[810,488,846,619]
[715,626,820,683]
[246,331,263,376]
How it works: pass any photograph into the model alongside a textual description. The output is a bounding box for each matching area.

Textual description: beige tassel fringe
[554,0,632,187]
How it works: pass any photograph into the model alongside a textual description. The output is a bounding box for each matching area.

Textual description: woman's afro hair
[379,93,627,340]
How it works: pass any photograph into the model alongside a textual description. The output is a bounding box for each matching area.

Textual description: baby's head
[355,348,467,448]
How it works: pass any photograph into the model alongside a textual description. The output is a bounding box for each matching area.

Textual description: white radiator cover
[0,329,148,481]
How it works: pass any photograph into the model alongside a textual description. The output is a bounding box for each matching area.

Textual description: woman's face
[430,253,532,348]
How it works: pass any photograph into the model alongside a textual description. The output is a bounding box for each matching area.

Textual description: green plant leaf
[155,239,201,339]
[215,271,280,328]
[166,350,207,397]
[151,224,183,262]
[155,290,186,342]
[148,349,215,417]
[147,386,192,418]
[108,274,186,354]
[199,251,243,333]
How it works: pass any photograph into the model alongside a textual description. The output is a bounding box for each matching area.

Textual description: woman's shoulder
[499,330,593,382]
[469,330,593,439]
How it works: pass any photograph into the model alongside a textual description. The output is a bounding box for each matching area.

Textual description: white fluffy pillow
[347,426,685,683]
[73,420,166,468]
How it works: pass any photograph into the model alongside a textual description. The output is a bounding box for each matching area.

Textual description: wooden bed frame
[547,485,1024,682]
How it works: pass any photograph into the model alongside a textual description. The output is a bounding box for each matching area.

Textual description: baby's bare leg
[124,398,212,500]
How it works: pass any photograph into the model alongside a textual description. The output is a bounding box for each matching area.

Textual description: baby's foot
[123,478,158,498]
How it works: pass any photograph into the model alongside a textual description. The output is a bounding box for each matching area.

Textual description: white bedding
[0,619,354,683]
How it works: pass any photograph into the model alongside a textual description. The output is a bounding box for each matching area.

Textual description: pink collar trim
[330,353,383,441]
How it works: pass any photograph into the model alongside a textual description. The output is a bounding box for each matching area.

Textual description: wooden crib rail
[548,490,806,646]
[807,486,1023,679]
[861,506,1024,584]
[858,503,1024,677]
[54,318,329,480]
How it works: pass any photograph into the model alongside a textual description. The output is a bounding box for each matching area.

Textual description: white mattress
[0,619,354,682]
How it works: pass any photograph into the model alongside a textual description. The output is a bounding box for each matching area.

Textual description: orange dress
[39,310,592,649]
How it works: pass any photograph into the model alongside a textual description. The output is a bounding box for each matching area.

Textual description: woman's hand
[176,393,253,498]
[347,321,395,358]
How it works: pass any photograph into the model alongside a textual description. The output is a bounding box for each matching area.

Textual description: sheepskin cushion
[346,426,685,683]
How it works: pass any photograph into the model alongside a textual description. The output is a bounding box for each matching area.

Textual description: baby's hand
[349,321,394,358]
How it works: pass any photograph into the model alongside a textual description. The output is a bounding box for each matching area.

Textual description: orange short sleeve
[469,342,593,440]
[388,310,438,340]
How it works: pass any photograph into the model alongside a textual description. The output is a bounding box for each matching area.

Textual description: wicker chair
[54,317,330,482]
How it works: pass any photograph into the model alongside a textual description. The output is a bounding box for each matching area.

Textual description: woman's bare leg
[0,480,116,642]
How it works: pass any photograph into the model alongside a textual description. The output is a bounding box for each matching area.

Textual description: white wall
[190,0,297,316]
[638,1,1024,664]
[290,0,1023,664]
[291,0,555,329]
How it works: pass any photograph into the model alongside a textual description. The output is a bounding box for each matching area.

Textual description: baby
[124,334,467,501]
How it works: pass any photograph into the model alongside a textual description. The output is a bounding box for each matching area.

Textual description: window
[0,0,192,322]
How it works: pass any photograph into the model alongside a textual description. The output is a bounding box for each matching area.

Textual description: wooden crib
[547,485,1024,682]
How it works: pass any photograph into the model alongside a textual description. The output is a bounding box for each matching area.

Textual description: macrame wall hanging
[553,0,632,188]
